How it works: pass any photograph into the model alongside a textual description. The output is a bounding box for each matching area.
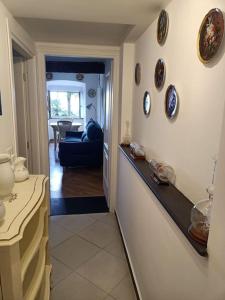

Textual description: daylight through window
[49,91,80,118]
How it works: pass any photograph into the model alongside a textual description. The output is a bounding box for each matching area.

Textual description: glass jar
[189,198,212,245]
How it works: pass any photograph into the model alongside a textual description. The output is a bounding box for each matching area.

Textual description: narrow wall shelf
[119,145,207,257]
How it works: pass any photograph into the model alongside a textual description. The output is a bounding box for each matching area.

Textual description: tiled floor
[49,213,137,300]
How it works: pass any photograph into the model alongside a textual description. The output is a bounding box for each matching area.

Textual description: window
[49,91,81,118]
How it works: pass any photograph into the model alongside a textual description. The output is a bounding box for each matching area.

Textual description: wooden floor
[49,143,104,198]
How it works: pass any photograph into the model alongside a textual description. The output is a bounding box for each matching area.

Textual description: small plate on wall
[135,63,141,85]
[165,85,178,120]
[143,91,151,117]
[155,58,166,90]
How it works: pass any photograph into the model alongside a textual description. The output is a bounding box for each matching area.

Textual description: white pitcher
[0,154,15,221]
[14,157,29,182]
[0,154,15,197]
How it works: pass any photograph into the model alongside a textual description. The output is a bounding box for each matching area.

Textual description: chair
[57,120,72,142]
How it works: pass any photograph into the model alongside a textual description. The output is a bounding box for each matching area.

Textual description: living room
[46,56,112,215]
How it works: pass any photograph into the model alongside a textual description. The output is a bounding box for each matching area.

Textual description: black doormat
[50,196,109,216]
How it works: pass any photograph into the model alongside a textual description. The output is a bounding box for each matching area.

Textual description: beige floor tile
[110,275,137,300]
[51,235,100,270]
[57,214,96,233]
[89,213,108,220]
[49,222,75,249]
[104,296,116,300]
[98,213,118,228]
[89,213,118,228]
[78,221,119,248]
[50,256,73,287]
[50,215,64,223]
[76,250,128,293]
[50,273,107,300]
[104,238,126,260]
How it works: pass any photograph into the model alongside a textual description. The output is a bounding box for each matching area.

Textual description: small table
[50,122,82,150]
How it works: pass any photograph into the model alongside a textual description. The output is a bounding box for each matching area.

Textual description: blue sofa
[58,120,103,167]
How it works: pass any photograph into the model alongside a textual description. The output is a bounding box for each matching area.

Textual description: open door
[103,69,112,206]
[13,53,31,170]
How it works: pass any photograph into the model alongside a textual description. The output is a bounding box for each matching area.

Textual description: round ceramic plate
[143,91,151,116]
[76,73,84,81]
[155,59,166,89]
[135,63,141,85]
[157,10,169,45]
[46,72,53,80]
[198,8,224,63]
[88,89,96,98]
[165,85,178,120]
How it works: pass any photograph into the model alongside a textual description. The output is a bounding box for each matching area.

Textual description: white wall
[132,0,225,203]
[117,149,225,300]
[0,1,35,156]
[119,43,135,142]
[117,0,225,299]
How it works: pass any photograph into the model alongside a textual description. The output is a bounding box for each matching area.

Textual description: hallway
[49,212,137,300]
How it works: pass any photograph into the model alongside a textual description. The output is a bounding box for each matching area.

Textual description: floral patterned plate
[198,8,224,63]
[157,10,169,45]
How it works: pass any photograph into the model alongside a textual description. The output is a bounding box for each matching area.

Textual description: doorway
[12,45,32,170]
[45,56,112,215]
[36,43,120,212]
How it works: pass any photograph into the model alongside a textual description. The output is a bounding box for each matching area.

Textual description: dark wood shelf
[119,145,208,257]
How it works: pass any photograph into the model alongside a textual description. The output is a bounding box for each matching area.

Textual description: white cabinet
[0,175,51,300]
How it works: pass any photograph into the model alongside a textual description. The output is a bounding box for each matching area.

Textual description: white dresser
[0,175,51,300]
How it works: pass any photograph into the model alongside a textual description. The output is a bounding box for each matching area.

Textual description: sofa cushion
[86,118,94,129]
[86,122,102,141]
[63,137,81,143]
[81,132,87,141]
[83,136,89,142]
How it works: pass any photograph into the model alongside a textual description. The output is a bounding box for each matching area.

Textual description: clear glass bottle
[189,186,214,245]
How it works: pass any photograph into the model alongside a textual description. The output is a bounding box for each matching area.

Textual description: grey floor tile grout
[107,272,130,295]
[49,231,78,250]
[73,271,110,296]
[56,219,98,234]
[51,246,101,272]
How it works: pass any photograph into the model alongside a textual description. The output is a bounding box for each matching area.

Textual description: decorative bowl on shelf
[149,159,175,185]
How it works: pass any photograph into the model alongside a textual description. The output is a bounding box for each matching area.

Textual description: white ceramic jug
[0,154,15,198]
[14,157,29,182]
[0,153,15,221]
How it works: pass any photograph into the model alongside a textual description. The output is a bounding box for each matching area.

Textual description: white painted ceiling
[2,0,171,45]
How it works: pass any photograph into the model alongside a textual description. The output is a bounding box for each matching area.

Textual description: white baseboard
[115,211,143,300]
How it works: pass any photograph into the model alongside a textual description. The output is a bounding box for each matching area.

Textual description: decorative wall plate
[76,73,84,81]
[157,10,169,45]
[135,63,141,85]
[165,85,178,120]
[155,59,166,90]
[143,91,151,116]
[88,88,96,98]
[198,8,224,63]
[46,72,53,81]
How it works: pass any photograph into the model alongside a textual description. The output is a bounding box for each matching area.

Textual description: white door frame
[36,42,120,211]
[6,18,41,174]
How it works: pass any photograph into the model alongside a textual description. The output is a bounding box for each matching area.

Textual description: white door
[103,70,112,206]
[13,57,31,170]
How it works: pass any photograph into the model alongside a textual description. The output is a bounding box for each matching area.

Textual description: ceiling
[2,0,171,44]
